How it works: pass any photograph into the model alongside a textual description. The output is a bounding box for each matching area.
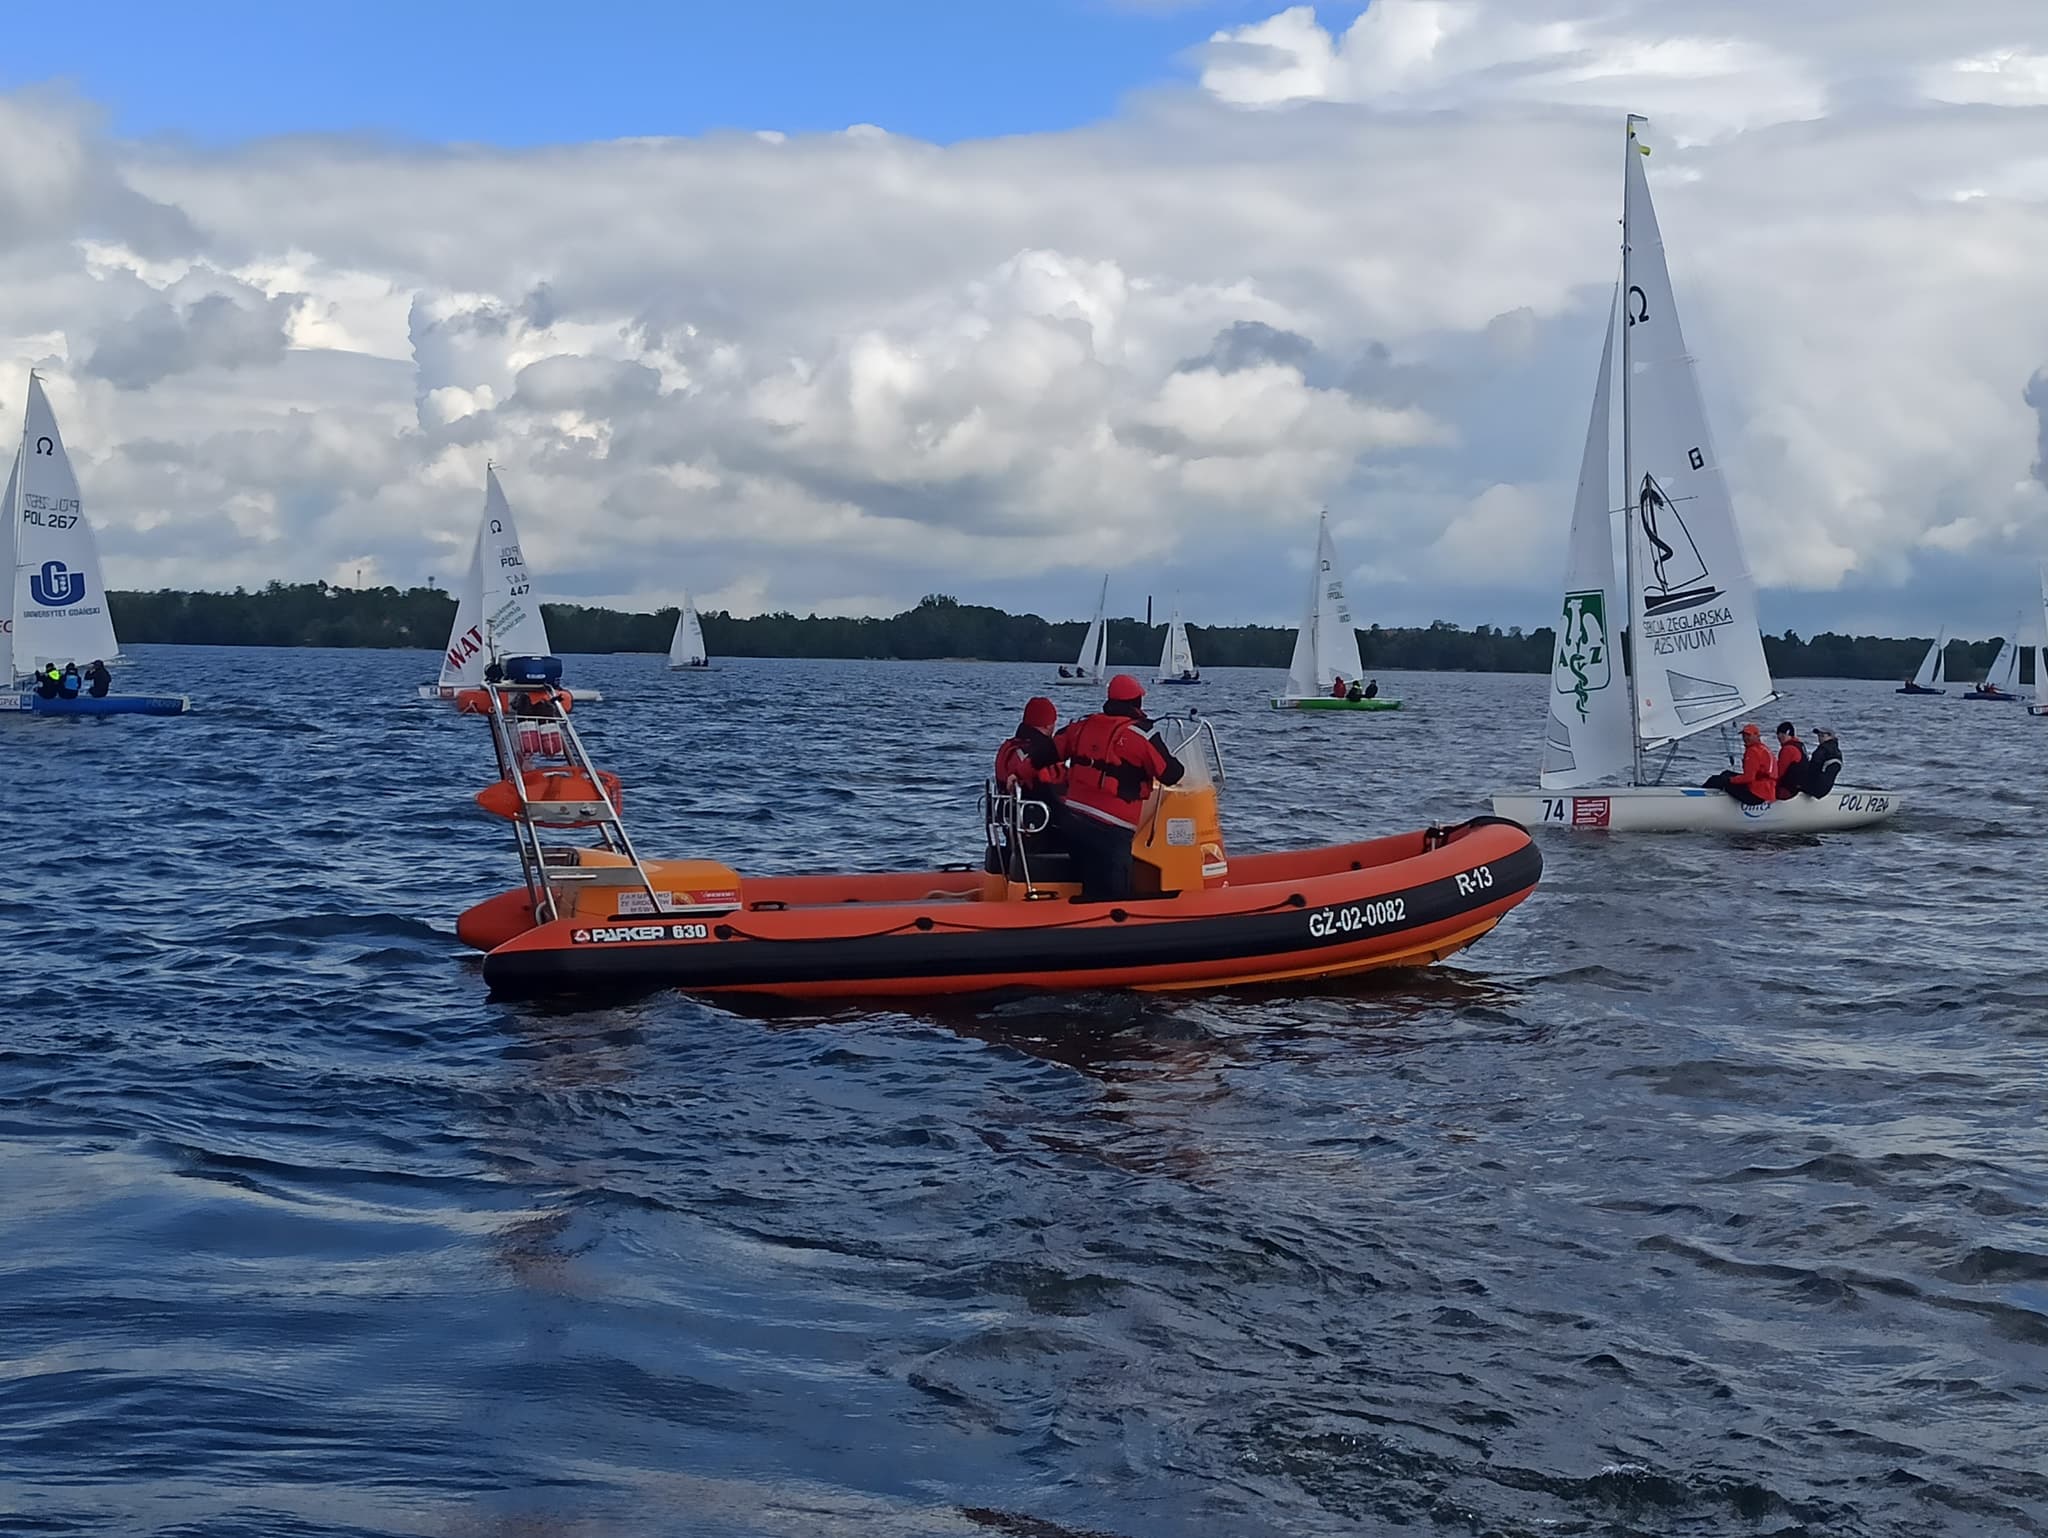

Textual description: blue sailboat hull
[4,692,190,716]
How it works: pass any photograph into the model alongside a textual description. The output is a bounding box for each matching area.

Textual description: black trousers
[1061,809,1135,902]
[1703,771,1766,805]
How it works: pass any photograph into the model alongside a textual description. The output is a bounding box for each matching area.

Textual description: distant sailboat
[1897,628,1947,695]
[418,467,601,703]
[668,592,710,670]
[2032,566,2048,716]
[1492,115,1897,832]
[1965,615,2023,701]
[1270,512,1397,710]
[1054,575,1109,687]
[1,374,188,716]
[1155,608,1200,685]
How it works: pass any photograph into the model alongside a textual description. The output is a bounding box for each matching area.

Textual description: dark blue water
[4,646,2043,1537]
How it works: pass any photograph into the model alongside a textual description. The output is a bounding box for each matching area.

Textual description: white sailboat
[1493,117,1898,832]
[668,592,710,670]
[1270,512,1397,710]
[1054,575,1110,687]
[1965,616,2023,701]
[2,374,187,716]
[1897,628,1947,695]
[418,467,600,702]
[2032,566,2048,716]
[1155,608,1200,685]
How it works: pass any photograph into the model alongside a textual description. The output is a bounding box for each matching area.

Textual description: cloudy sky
[5,0,2047,637]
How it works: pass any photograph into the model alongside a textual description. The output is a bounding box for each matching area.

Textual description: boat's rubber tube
[479,819,1539,1000]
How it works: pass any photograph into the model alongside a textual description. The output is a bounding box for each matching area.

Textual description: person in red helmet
[1703,722,1776,805]
[1054,674,1185,901]
[994,696,1065,797]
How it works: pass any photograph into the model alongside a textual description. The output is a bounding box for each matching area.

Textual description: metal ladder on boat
[477,683,663,925]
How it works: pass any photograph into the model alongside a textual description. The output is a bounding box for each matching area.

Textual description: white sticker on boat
[1166,817,1195,847]
[1454,865,1495,896]
[1308,899,1406,939]
[572,922,711,944]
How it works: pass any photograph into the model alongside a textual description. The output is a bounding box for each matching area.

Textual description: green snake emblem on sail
[1555,589,1611,720]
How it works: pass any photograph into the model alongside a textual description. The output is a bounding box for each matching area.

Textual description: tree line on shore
[106,582,2019,681]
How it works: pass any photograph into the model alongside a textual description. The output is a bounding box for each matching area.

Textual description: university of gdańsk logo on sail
[1554,590,1610,722]
[27,560,87,608]
[1637,471,1740,724]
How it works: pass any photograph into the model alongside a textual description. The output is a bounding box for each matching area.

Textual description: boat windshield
[1149,713,1224,790]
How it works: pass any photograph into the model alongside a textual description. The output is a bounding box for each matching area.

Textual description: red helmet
[1021,696,1057,732]
[1106,673,1145,703]
[1739,722,1762,739]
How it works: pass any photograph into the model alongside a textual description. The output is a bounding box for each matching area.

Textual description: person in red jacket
[1054,674,1185,901]
[1772,721,1806,799]
[1703,722,1776,805]
[994,696,1065,797]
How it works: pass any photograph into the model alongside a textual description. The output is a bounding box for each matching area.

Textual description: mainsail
[1983,622,2022,691]
[2038,566,2047,698]
[10,375,120,676]
[1541,290,1634,790]
[1910,628,1947,689]
[437,467,550,688]
[1285,512,1365,698]
[1157,610,1196,680]
[1,452,17,682]
[1073,576,1109,678]
[1621,120,1776,749]
[669,593,707,668]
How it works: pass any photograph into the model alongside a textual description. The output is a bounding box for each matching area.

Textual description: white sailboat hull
[1491,785,1901,833]
[1052,675,1102,688]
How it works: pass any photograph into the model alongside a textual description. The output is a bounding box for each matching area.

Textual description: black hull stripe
[483,842,1541,996]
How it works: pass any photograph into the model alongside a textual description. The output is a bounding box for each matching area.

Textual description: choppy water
[3,646,2044,1538]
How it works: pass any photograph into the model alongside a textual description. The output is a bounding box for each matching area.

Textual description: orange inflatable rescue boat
[455,667,1541,1000]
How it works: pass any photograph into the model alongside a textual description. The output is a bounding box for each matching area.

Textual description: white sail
[11,375,120,675]
[1983,622,2022,691]
[1156,611,1196,680]
[1622,122,1776,749]
[1073,575,1108,678]
[668,593,707,668]
[1911,627,1947,689]
[0,451,16,682]
[436,527,484,687]
[1284,513,1365,698]
[2037,566,2047,698]
[1541,295,1634,790]
[437,467,550,687]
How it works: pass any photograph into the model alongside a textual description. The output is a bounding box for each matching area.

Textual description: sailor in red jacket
[1772,721,1806,799]
[994,696,1065,797]
[1705,722,1776,805]
[1053,673,1184,901]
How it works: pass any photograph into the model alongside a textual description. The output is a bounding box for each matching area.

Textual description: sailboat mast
[1620,117,1645,786]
